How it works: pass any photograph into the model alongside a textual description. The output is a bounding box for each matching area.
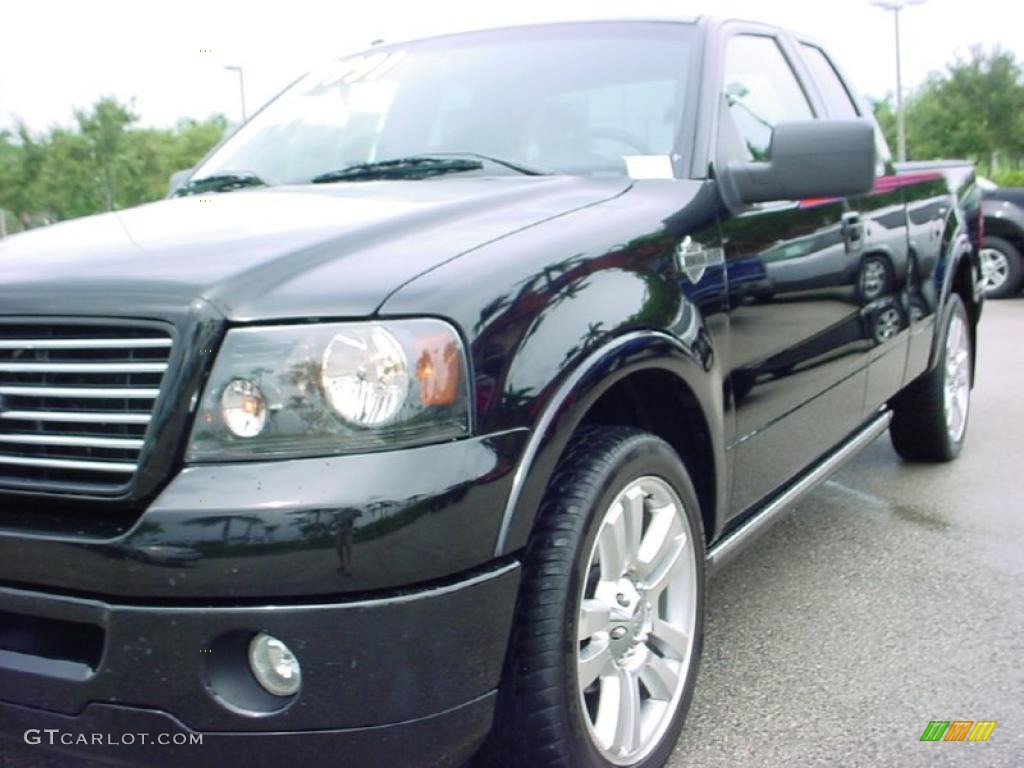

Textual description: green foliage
[0,97,226,227]
[873,46,1024,173]
[991,168,1024,187]
[871,95,897,156]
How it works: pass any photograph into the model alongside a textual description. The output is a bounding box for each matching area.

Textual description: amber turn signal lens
[415,333,461,406]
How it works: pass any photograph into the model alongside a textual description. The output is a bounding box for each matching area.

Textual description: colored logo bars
[920,721,997,742]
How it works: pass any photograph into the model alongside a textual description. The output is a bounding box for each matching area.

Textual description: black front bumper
[0,563,519,768]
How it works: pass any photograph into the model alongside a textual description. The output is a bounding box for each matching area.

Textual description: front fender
[493,329,726,556]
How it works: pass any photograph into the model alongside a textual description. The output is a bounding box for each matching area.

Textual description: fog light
[248,633,301,697]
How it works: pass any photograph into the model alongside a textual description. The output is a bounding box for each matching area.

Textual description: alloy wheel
[943,312,971,443]
[576,476,698,765]
[978,247,1010,294]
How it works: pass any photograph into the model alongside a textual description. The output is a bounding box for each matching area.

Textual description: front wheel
[484,427,705,768]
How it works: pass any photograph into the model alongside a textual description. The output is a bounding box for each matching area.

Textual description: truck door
[715,32,872,518]
[797,41,912,416]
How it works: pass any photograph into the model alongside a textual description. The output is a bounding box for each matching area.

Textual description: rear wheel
[978,236,1023,298]
[485,426,704,768]
[890,294,972,461]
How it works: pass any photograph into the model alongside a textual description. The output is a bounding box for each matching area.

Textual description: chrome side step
[706,410,893,575]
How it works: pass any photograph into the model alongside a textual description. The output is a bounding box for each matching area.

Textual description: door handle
[842,212,865,252]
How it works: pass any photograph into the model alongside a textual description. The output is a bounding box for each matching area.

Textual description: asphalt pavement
[2,299,1021,768]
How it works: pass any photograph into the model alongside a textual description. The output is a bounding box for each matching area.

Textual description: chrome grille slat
[0,386,160,398]
[0,410,151,424]
[0,434,145,449]
[0,455,138,473]
[0,338,172,350]
[0,362,168,373]
[0,322,172,492]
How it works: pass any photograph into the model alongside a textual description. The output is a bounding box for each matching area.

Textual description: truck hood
[0,177,628,321]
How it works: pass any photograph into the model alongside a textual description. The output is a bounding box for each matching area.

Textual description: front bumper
[0,562,519,767]
[0,430,528,599]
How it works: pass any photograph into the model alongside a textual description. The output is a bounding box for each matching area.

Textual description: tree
[875,46,1024,172]
[0,98,227,230]
[75,97,138,211]
[871,95,898,160]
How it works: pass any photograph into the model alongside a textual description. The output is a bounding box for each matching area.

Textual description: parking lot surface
[2,300,1021,768]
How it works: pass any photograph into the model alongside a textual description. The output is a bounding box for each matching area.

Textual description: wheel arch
[493,331,727,557]
[935,237,982,381]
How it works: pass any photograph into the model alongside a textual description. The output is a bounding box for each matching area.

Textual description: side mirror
[168,168,193,196]
[720,119,876,205]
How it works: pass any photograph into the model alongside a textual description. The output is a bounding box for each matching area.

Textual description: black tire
[979,235,1023,299]
[890,294,972,461]
[482,426,705,768]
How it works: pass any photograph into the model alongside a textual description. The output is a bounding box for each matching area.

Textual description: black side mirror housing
[720,119,877,205]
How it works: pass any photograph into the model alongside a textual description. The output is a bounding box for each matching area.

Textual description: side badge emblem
[675,237,723,284]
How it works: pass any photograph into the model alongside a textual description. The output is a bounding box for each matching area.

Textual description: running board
[706,410,893,575]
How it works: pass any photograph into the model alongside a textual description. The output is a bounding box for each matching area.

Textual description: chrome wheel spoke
[579,639,613,690]
[598,491,642,579]
[651,617,690,659]
[578,599,611,641]
[610,668,643,755]
[639,516,686,599]
[622,486,645,559]
[638,645,679,702]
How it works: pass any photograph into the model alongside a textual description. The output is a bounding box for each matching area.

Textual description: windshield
[193,22,696,184]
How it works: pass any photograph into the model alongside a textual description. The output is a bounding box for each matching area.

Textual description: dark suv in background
[0,17,981,768]
[977,177,1024,297]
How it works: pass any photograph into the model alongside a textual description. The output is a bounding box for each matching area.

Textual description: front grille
[0,322,173,494]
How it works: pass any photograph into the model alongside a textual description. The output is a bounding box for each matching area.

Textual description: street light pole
[893,7,906,162]
[224,65,247,122]
[870,0,926,162]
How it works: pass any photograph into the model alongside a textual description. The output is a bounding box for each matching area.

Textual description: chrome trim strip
[706,411,893,574]
[0,455,137,473]
[0,386,160,398]
[0,410,151,425]
[0,338,171,350]
[0,362,167,373]
[0,434,144,449]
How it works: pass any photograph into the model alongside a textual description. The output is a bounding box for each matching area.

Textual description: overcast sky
[2,0,1023,132]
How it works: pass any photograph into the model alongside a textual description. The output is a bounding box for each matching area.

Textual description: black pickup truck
[0,17,982,768]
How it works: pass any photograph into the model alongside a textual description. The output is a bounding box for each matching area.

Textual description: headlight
[186,319,470,462]
[321,325,409,426]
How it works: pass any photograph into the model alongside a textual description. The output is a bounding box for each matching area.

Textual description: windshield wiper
[312,157,483,183]
[172,171,270,197]
[426,152,554,177]
[311,153,553,184]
